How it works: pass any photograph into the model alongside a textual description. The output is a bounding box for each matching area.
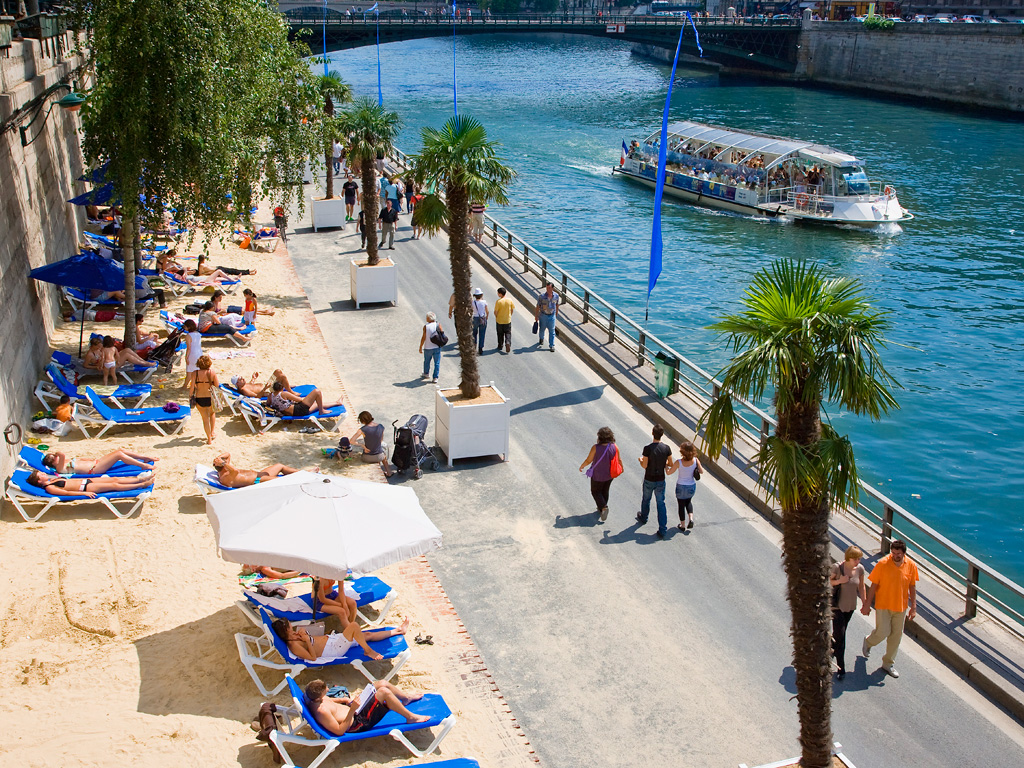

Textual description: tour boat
[613,121,913,227]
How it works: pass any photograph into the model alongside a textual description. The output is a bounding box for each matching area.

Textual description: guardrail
[285,13,802,28]
[386,147,1024,636]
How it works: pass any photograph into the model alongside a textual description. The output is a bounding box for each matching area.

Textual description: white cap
[473,287,483,296]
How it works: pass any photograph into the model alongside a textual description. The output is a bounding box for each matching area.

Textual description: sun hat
[473,288,483,296]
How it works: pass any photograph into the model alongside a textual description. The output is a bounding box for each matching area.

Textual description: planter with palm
[411,115,515,399]
[699,260,899,768]
[341,97,401,266]
[316,70,352,200]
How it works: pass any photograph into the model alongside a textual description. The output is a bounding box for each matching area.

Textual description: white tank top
[675,459,697,485]
[423,321,439,350]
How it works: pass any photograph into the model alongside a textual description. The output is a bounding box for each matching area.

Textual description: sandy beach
[0,206,536,768]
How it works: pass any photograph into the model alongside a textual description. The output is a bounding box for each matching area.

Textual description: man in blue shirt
[534,282,559,352]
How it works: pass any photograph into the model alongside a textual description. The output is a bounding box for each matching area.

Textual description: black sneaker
[635,514,647,525]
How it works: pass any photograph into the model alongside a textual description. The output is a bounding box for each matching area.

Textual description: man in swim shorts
[303,678,430,736]
[212,452,301,488]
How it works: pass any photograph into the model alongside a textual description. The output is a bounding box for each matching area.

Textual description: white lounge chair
[236,397,346,435]
[73,387,191,438]
[4,468,152,522]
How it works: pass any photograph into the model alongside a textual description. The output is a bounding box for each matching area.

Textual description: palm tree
[699,260,899,768]
[411,115,516,399]
[341,97,401,266]
[316,71,352,200]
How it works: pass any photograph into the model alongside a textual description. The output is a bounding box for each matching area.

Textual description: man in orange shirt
[861,540,919,678]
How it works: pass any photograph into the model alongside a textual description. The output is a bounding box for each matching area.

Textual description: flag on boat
[621,140,628,167]
[367,2,378,13]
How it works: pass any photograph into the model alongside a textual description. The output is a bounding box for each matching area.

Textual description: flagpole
[453,1,458,116]
[376,10,382,105]
[322,0,329,78]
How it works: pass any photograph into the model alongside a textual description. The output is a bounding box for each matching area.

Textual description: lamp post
[19,85,86,146]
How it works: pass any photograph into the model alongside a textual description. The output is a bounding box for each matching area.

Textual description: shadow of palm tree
[509,385,605,417]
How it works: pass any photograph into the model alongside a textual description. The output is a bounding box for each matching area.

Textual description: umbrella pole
[79,304,86,357]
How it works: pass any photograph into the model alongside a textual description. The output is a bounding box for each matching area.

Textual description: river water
[327,34,1024,588]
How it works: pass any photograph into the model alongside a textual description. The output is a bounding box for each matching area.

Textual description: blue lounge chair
[216,382,315,415]
[51,349,160,386]
[238,574,398,626]
[161,271,241,297]
[35,362,151,410]
[17,445,149,478]
[270,674,457,767]
[160,310,255,347]
[234,607,411,696]
[192,463,296,496]
[61,285,154,314]
[236,397,345,435]
[4,468,153,522]
[74,387,191,438]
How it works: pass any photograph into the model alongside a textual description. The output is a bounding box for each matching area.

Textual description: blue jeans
[472,317,487,353]
[538,313,556,348]
[389,196,402,212]
[422,347,440,378]
[640,479,668,534]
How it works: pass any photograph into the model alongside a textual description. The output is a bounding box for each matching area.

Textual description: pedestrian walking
[193,355,220,445]
[470,201,486,242]
[494,287,514,353]
[861,539,919,678]
[636,423,672,538]
[384,176,402,213]
[378,199,399,250]
[471,288,489,354]
[405,177,416,214]
[332,139,343,176]
[418,311,445,383]
[357,208,367,250]
[534,281,559,351]
[579,427,622,523]
[666,439,702,530]
[342,174,360,221]
[273,204,288,242]
[831,545,867,680]
[183,318,203,394]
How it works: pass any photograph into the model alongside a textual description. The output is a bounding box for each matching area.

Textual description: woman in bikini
[42,449,157,475]
[192,355,219,444]
[272,616,410,662]
[27,470,154,498]
[266,381,343,418]
[311,577,359,625]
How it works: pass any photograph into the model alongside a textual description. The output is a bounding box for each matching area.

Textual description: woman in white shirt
[666,440,703,531]
[183,318,203,393]
[418,311,444,383]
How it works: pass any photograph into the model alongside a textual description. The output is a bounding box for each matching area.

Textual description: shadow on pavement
[510,384,605,417]
[778,658,889,699]
[554,510,602,529]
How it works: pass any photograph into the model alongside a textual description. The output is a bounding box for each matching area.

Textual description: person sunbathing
[312,577,359,625]
[101,336,157,384]
[242,565,302,579]
[27,470,153,498]
[229,372,268,398]
[303,678,430,736]
[212,452,301,488]
[42,449,157,475]
[271,616,410,663]
[196,256,253,279]
[267,381,343,418]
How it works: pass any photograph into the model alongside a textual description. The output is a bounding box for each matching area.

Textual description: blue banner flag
[648,25,685,303]
[685,12,704,58]
[322,0,329,77]
[376,14,382,105]
[452,1,458,116]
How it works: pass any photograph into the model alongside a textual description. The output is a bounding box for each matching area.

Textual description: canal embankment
[635,21,1024,114]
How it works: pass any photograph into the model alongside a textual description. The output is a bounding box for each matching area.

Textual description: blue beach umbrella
[30,251,145,355]
[68,182,118,207]
[77,162,109,185]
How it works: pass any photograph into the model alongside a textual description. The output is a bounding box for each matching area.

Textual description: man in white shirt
[471,288,489,355]
[332,139,343,176]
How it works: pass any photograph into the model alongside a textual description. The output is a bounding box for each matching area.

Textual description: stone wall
[796,22,1024,113]
[0,33,86,478]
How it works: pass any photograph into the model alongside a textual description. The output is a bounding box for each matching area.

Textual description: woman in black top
[350,410,393,478]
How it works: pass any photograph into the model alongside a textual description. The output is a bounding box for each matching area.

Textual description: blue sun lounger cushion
[5,468,153,522]
[18,445,150,478]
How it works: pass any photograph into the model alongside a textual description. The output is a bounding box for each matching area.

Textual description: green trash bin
[653,352,677,398]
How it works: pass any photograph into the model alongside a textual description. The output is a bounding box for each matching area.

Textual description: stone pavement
[285,188,1024,768]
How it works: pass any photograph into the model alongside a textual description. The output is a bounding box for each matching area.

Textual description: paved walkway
[286,192,1024,768]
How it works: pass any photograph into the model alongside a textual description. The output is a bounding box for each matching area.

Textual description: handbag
[831,563,842,608]
[532,320,539,334]
[609,446,624,479]
[693,462,702,481]
[430,325,448,347]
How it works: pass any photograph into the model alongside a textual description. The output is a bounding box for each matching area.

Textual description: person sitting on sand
[271,616,411,663]
[212,452,301,488]
[27,470,153,498]
[42,449,157,475]
[312,576,359,625]
[303,678,430,736]
[266,381,343,418]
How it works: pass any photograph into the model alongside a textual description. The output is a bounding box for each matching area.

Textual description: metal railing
[285,13,802,28]
[385,147,1024,636]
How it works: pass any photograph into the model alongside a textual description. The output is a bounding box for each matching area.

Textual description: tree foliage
[699,259,899,768]
[411,115,516,399]
[316,69,353,200]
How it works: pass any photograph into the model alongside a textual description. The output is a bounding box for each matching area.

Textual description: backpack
[251,702,284,764]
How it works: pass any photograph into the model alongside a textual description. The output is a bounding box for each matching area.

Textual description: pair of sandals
[677,519,695,531]
[414,633,434,645]
[298,426,321,434]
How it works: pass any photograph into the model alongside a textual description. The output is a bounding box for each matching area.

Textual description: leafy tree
[699,260,899,768]
[316,70,353,200]
[485,0,524,13]
[411,116,516,399]
[72,0,322,343]
[340,96,402,267]
[533,0,559,13]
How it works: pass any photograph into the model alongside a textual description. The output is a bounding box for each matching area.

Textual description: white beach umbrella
[204,471,442,581]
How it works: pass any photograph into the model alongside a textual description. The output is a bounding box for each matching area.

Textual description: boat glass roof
[643,121,862,167]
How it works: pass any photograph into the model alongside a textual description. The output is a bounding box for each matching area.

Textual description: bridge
[285,14,802,73]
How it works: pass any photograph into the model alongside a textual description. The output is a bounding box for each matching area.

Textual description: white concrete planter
[740,743,857,768]
[435,382,510,467]
[311,198,346,232]
[349,258,397,309]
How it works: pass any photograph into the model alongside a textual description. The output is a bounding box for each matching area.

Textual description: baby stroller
[392,415,439,479]
[149,329,183,373]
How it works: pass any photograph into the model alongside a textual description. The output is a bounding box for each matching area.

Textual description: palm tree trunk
[122,215,137,348]
[778,396,833,768]
[361,159,380,266]
[325,145,335,199]
[446,184,480,399]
